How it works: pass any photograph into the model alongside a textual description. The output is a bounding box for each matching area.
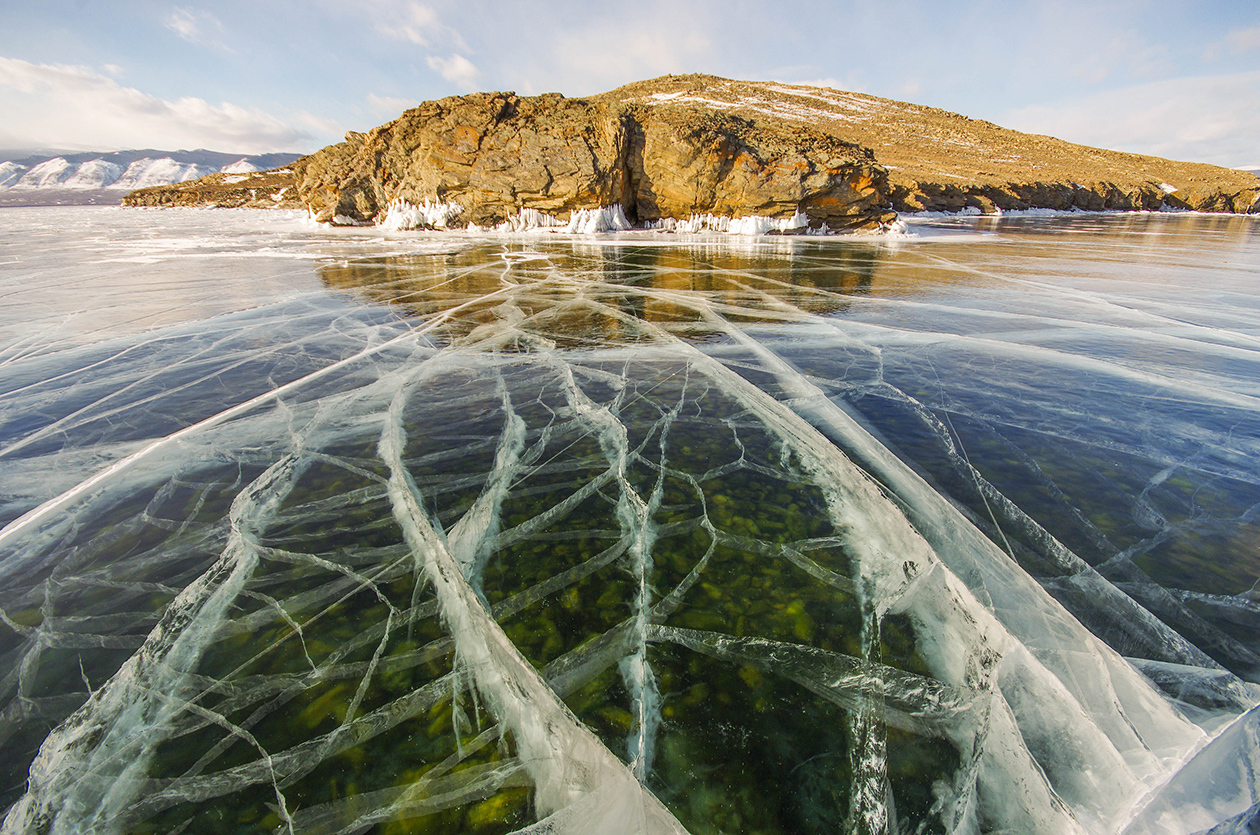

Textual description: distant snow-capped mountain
[0,149,302,205]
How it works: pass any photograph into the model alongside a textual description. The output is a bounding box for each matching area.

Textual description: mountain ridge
[0,149,302,206]
[123,75,1260,223]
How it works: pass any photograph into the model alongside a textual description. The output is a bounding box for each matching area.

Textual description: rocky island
[124,74,1260,228]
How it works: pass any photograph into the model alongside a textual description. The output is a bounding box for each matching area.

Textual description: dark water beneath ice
[0,207,1258,835]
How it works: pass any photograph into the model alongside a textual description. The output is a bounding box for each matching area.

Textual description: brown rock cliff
[293,91,893,230]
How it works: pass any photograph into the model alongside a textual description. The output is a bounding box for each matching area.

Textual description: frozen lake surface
[0,206,1258,834]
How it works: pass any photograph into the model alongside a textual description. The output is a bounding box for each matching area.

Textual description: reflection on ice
[0,208,1259,834]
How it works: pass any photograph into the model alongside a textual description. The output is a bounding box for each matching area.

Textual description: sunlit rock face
[293,91,894,231]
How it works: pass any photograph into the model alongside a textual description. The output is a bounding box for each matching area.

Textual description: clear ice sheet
[0,208,1258,834]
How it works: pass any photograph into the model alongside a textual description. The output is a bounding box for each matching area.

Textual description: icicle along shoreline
[358,197,1259,237]
[363,199,843,237]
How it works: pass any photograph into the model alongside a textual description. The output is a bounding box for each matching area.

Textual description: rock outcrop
[292,91,893,230]
[124,167,304,209]
[126,74,1260,223]
[602,75,1260,215]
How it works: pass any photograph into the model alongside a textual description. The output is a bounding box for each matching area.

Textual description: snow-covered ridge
[0,149,301,204]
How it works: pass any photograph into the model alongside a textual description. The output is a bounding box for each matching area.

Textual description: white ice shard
[647,210,810,235]
[1119,705,1260,835]
[561,205,633,233]
[491,207,567,232]
[379,197,464,230]
[490,205,632,233]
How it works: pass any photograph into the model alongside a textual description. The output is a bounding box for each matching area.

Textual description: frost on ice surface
[0,208,1259,834]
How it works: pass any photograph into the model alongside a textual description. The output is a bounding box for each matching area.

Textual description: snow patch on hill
[15,158,75,189]
[62,159,124,189]
[220,158,260,174]
[0,161,24,188]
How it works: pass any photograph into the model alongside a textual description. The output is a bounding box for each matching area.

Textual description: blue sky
[1,0,1257,167]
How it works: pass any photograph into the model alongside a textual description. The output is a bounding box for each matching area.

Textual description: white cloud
[1002,70,1260,169]
[165,7,232,52]
[1226,26,1260,53]
[371,1,468,51]
[1067,30,1169,85]
[0,57,335,153]
[766,64,870,95]
[393,3,439,46]
[1204,25,1260,61]
[898,79,922,99]
[515,13,715,96]
[426,54,479,90]
[776,77,861,93]
[367,93,420,118]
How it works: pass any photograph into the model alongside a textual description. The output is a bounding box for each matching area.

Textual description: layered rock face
[293,91,894,230]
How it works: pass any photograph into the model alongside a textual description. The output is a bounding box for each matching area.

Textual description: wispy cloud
[1001,70,1260,169]
[370,1,468,51]
[165,7,232,52]
[0,57,335,153]
[1067,31,1170,85]
[426,54,479,90]
[1225,26,1260,54]
[359,2,479,91]
[1204,25,1260,61]
[508,10,716,96]
[366,93,420,119]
